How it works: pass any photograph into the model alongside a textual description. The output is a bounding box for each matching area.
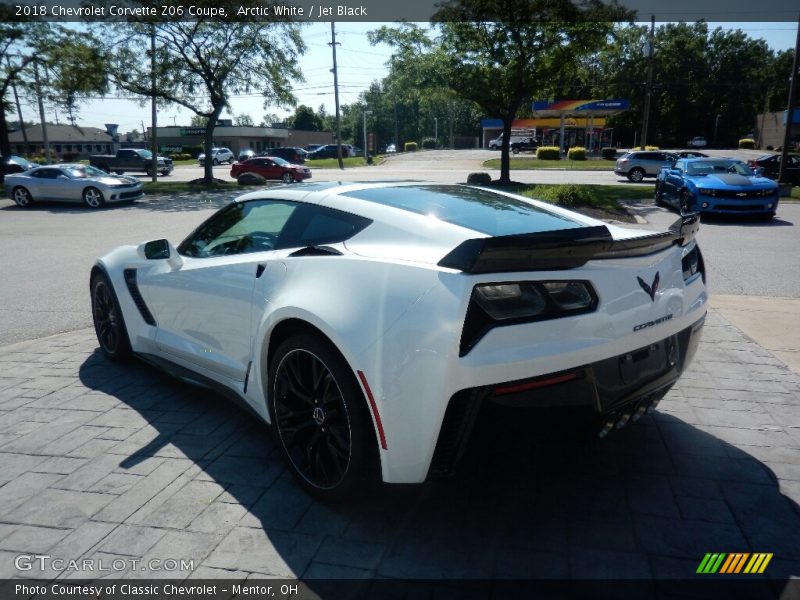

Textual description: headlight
[698,188,716,196]
[461,281,598,355]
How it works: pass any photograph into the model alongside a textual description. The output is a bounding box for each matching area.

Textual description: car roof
[235,181,600,246]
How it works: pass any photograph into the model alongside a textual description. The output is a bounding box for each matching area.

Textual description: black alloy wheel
[282,172,294,184]
[679,189,692,214]
[90,273,131,361]
[269,334,374,500]
[654,182,665,207]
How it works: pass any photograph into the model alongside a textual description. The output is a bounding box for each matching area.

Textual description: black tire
[145,166,154,177]
[281,172,294,184]
[114,170,124,175]
[90,272,132,361]
[679,189,692,214]
[628,167,645,183]
[12,186,34,208]
[268,333,376,501]
[83,187,105,209]
[512,147,519,155]
[654,182,666,207]
[212,158,219,166]
[160,170,170,176]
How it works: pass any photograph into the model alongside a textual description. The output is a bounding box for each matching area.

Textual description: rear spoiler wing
[438,213,700,274]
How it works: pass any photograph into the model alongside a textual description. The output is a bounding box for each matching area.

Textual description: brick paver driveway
[1,315,799,596]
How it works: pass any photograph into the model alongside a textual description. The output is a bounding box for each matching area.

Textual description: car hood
[94,175,141,186]
[693,173,775,187]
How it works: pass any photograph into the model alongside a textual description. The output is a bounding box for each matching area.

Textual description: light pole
[714,114,721,146]
[639,15,655,150]
[434,117,438,147]
[363,109,372,160]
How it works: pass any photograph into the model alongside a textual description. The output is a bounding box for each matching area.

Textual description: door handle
[255,264,266,278]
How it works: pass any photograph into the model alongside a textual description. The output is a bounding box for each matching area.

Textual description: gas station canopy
[531,99,630,118]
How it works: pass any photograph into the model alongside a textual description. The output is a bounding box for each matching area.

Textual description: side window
[280,204,372,248]
[178,200,300,258]
[32,168,61,179]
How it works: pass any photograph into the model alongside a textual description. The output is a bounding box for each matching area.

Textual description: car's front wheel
[268,334,375,501]
[282,172,294,184]
[628,167,645,182]
[654,182,665,206]
[12,186,34,207]
[679,189,693,214]
[83,187,105,209]
[212,158,219,166]
[90,272,131,361]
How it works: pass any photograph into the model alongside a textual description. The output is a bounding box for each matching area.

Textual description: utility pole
[150,24,158,182]
[362,109,371,162]
[639,15,655,150]
[778,13,800,185]
[329,22,344,170]
[33,60,50,164]
[7,56,29,152]
[434,117,438,147]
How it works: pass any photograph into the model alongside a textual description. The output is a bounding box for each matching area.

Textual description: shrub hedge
[421,137,436,149]
[536,146,561,160]
[404,142,418,152]
[535,184,593,208]
[738,138,755,149]
[567,147,587,161]
[466,172,492,185]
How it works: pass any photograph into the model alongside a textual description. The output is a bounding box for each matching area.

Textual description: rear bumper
[427,315,705,478]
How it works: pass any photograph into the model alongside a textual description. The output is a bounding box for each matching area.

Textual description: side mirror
[138,239,182,269]
[143,239,170,260]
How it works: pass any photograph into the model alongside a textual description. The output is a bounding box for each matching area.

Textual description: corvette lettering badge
[637,272,660,302]
[633,313,673,332]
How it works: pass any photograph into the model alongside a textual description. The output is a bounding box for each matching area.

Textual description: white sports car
[90,182,707,499]
[6,164,144,208]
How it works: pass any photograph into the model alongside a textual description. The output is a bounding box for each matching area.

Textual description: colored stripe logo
[697,553,773,574]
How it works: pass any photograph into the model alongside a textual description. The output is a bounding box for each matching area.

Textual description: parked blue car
[655,158,779,219]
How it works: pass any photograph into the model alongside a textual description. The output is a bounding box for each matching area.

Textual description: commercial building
[8,124,115,159]
[756,109,800,150]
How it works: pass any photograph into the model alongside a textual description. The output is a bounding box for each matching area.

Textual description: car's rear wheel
[628,167,645,182]
[12,186,34,207]
[269,334,375,501]
[83,187,105,208]
[281,172,294,184]
[212,158,219,166]
[90,272,131,361]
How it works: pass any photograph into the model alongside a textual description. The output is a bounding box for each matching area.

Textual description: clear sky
[14,21,799,134]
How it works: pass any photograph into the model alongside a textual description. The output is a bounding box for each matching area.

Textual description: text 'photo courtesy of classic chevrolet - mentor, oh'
[90,182,707,500]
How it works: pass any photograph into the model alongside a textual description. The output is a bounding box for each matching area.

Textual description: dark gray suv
[615,151,677,182]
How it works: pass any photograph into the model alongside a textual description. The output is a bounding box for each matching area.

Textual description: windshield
[686,160,752,176]
[63,165,110,178]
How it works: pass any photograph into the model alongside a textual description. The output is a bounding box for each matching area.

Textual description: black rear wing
[438,213,700,274]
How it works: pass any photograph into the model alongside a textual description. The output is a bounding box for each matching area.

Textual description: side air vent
[123,268,156,326]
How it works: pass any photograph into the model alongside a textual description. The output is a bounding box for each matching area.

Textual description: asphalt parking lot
[1,160,799,597]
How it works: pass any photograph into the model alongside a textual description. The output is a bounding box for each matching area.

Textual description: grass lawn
[142,181,235,194]
[305,156,385,169]
[483,158,617,171]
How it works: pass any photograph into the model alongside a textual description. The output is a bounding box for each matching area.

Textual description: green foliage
[404,142,418,152]
[467,172,492,185]
[105,19,305,183]
[536,146,561,160]
[601,147,617,160]
[567,147,587,161]
[534,184,594,208]
[181,145,204,158]
[421,137,436,149]
[738,138,755,149]
[61,151,80,162]
[234,113,254,127]
[166,153,192,161]
[645,145,660,151]
[288,105,326,131]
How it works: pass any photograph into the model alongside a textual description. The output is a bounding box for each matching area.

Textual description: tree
[234,113,254,126]
[429,0,633,183]
[1,19,107,156]
[106,13,305,183]
[288,104,325,130]
[190,115,210,127]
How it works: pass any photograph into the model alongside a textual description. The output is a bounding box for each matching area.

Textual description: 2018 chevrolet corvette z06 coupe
[90,182,707,499]
[6,164,144,208]
[655,158,779,219]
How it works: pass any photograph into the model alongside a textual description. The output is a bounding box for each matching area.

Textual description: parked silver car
[614,151,678,182]
[198,147,235,166]
[5,164,144,208]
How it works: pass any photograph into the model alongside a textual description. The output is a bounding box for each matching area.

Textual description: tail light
[681,243,705,284]
[461,280,598,355]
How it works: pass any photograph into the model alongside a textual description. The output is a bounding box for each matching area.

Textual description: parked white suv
[198,148,235,165]
[488,134,531,150]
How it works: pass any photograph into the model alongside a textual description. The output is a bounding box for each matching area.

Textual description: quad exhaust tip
[598,396,661,438]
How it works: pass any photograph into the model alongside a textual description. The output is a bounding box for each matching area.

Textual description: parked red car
[230,156,311,183]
